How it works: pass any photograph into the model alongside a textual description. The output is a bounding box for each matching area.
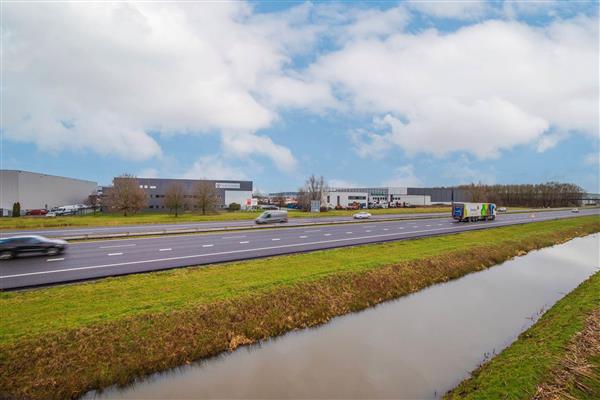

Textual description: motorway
[1,209,597,290]
[0,212,453,238]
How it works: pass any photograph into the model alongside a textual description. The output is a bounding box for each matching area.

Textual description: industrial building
[270,186,473,209]
[0,170,98,216]
[114,177,254,211]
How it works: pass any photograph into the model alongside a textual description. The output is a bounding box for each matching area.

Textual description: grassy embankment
[446,271,600,400]
[1,216,598,399]
[0,206,451,230]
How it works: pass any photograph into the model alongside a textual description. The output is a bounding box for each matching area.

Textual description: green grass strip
[2,216,598,345]
[445,271,600,400]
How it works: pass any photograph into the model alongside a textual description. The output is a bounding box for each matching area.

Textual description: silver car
[255,210,288,224]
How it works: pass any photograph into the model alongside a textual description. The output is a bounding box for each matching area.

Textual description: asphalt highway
[0,211,452,238]
[1,209,597,290]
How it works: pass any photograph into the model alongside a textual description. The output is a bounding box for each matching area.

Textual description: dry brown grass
[0,221,598,399]
[533,307,600,400]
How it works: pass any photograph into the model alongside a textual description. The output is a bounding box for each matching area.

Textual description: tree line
[458,182,585,207]
[103,175,221,216]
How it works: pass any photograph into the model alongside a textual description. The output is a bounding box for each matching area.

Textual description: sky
[2,0,599,193]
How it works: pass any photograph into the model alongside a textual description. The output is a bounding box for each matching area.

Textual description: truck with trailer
[452,202,496,222]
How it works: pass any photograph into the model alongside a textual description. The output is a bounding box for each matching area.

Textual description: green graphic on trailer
[481,203,487,217]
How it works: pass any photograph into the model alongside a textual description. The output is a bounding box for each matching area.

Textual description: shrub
[228,202,241,211]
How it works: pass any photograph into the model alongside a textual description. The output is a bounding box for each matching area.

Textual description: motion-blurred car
[0,235,68,260]
[353,212,372,219]
[571,208,579,213]
[497,207,507,212]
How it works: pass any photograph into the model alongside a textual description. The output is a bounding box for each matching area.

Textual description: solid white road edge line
[99,244,137,249]
[1,217,537,279]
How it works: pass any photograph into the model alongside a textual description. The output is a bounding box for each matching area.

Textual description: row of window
[139,185,158,189]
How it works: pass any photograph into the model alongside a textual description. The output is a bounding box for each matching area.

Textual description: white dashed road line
[108,252,123,256]
[159,248,172,252]
[346,232,353,234]
[240,241,249,244]
[272,238,281,241]
[299,235,308,239]
[324,233,332,236]
[46,258,64,262]
[202,244,214,248]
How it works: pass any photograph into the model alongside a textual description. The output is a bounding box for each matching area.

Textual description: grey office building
[0,170,98,215]
[109,177,253,210]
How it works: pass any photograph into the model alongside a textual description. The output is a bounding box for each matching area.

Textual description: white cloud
[382,164,422,187]
[3,2,323,170]
[221,132,297,172]
[407,0,488,20]
[182,156,247,180]
[310,16,598,159]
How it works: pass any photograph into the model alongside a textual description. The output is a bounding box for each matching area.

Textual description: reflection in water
[86,234,600,399]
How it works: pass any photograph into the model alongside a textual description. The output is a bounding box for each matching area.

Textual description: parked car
[0,235,68,260]
[353,212,372,219]
[25,209,48,216]
[498,207,507,212]
[255,210,288,224]
[260,205,279,210]
[571,208,579,213]
[45,212,57,217]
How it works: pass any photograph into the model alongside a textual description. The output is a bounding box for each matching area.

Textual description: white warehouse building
[325,187,432,208]
[0,170,98,215]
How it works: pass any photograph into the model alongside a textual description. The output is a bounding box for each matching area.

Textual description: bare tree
[84,193,100,215]
[194,181,220,215]
[457,182,585,207]
[105,174,148,216]
[163,183,187,217]
[297,175,325,211]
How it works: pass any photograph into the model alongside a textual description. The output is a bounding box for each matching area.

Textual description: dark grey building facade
[105,178,253,211]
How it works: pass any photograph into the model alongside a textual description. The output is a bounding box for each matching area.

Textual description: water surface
[87,234,600,399]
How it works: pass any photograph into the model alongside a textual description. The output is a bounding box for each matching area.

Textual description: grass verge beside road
[445,271,600,400]
[1,216,598,399]
[0,207,451,230]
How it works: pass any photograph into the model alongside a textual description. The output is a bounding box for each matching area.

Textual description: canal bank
[86,234,600,399]
[1,217,598,399]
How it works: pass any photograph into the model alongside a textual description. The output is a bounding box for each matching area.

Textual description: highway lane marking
[346,232,352,234]
[0,216,580,279]
[383,228,389,231]
[222,236,246,239]
[324,233,332,236]
[108,252,123,256]
[159,248,172,252]
[99,244,137,249]
[398,227,404,229]
[202,244,214,247]
[365,230,372,232]
[299,235,308,239]
[304,230,321,233]
[46,258,64,262]
[272,238,281,241]
[240,241,249,244]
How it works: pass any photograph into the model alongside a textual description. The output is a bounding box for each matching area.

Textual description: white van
[255,210,288,224]
[54,205,79,216]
